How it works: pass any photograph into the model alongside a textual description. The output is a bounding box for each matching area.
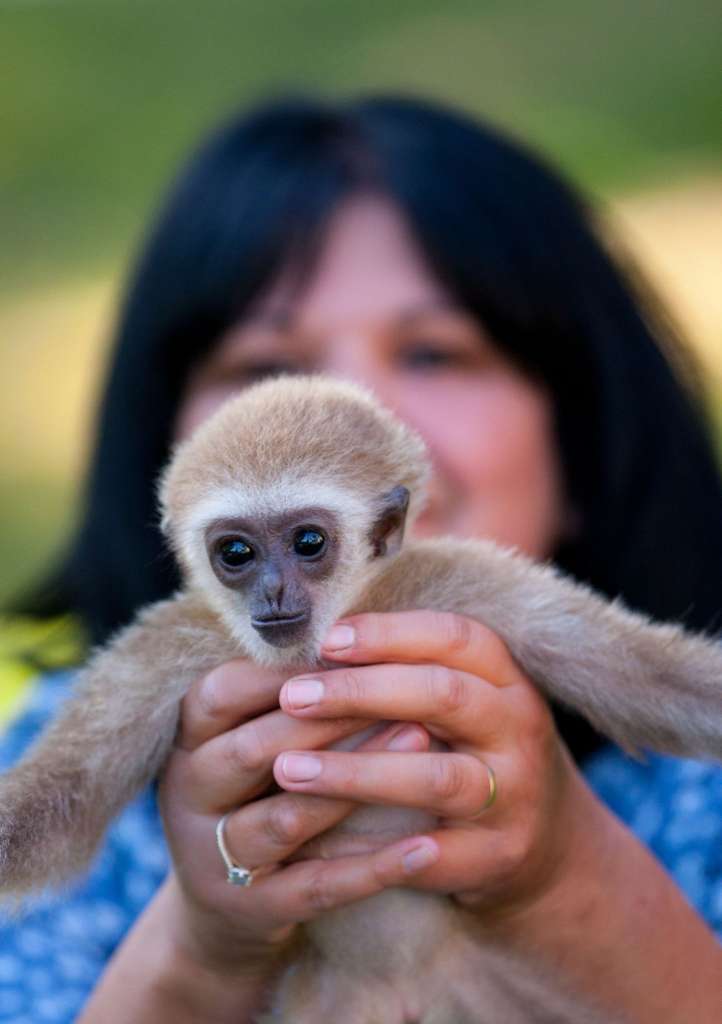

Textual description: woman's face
[176,196,567,559]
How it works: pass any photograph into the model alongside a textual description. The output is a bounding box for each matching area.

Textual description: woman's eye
[398,343,468,370]
[293,529,326,558]
[218,538,254,568]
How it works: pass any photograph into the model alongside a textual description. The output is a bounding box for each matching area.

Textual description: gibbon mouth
[251,612,309,646]
[252,612,308,626]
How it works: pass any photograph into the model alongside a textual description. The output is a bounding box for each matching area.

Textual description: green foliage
[0,477,77,606]
[2,0,721,290]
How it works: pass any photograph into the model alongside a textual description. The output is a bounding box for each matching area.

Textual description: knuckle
[428,755,466,806]
[511,689,558,756]
[296,796,337,837]
[264,798,305,850]
[196,673,226,721]
[496,827,534,880]
[358,612,393,653]
[176,747,205,791]
[225,723,266,775]
[522,693,556,742]
[427,664,467,716]
[306,867,337,914]
[338,668,366,706]
[330,752,359,791]
[370,852,397,889]
[444,613,474,655]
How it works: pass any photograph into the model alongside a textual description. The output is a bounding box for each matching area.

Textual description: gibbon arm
[0,594,237,900]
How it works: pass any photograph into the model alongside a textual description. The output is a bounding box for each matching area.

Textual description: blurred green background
[2,0,721,606]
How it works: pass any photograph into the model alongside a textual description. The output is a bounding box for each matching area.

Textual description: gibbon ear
[369,486,410,558]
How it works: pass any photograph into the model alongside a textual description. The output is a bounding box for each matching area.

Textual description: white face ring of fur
[215,813,255,887]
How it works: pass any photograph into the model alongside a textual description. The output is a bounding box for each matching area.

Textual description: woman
[2,95,721,1022]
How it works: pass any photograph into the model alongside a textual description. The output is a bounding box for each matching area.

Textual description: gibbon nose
[262,565,284,612]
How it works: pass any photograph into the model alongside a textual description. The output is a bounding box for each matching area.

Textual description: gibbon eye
[218,538,254,568]
[293,528,326,558]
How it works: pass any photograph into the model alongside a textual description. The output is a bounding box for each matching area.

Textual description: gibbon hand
[157,657,438,972]
[275,609,605,919]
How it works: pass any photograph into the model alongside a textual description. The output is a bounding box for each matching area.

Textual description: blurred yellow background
[1,0,720,606]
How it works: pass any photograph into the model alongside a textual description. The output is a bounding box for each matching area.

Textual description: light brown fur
[1,376,719,1021]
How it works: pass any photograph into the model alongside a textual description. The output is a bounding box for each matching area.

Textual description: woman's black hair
[17,94,722,760]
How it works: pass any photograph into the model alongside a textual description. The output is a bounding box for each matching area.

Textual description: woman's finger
[179,659,289,751]
[221,723,431,869]
[280,663,506,744]
[369,822,547,905]
[227,835,440,930]
[274,749,497,820]
[321,611,526,687]
[181,708,377,812]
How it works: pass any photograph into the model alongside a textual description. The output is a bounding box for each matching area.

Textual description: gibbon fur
[0,376,720,1022]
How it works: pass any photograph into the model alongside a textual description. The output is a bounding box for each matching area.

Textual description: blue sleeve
[0,673,168,1024]
[584,746,722,938]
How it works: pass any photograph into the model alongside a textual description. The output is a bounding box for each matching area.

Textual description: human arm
[272,610,722,1022]
[76,876,275,1024]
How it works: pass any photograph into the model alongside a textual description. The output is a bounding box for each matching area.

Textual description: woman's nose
[320,333,400,411]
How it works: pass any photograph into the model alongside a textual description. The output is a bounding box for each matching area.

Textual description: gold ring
[470,761,497,818]
[215,813,254,887]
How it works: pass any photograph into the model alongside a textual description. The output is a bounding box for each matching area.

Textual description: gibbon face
[205,505,341,648]
[160,376,428,665]
[198,483,411,663]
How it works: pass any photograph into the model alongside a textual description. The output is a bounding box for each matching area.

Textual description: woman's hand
[82,659,438,1023]
[85,613,722,1023]
[269,609,722,1024]
[274,609,594,919]
[157,656,441,978]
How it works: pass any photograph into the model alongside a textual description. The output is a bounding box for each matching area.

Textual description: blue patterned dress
[0,669,720,1023]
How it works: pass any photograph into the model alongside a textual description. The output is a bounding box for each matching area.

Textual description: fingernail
[285,679,324,709]
[281,754,322,782]
[386,726,425,752]
[402,840,439,874]
[323,624,355,651]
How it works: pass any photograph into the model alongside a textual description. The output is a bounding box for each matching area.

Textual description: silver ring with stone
[215,813,254,887]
